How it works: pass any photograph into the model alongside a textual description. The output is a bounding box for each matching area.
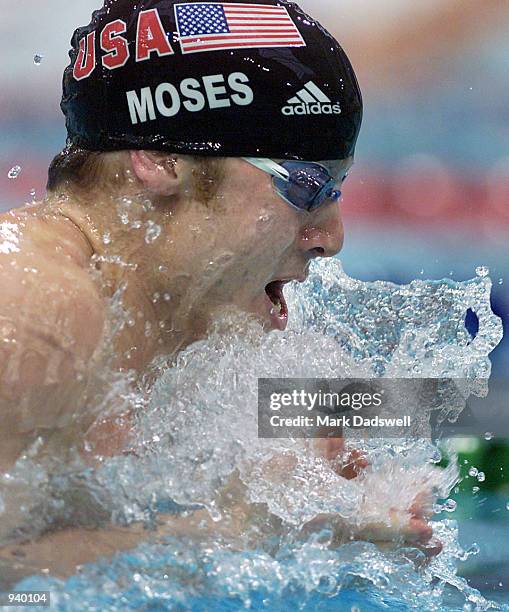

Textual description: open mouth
[265,280,289,330]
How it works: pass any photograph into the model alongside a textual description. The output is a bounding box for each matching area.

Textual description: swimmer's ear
[129,150,182,196]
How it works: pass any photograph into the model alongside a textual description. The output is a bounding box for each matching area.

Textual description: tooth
[272,300,282,315]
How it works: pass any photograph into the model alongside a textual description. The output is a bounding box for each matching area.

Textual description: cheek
[212,178,300,256]
[237,214,295,259]
[257,205,300,250]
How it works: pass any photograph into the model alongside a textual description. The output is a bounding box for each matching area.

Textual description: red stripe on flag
[224,9,288,14]
[223,5,287,11]
[228,17,293,23]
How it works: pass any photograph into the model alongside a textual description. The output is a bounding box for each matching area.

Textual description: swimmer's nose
[299,202,344,258]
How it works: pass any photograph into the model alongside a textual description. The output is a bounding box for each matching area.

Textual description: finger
[338,451,369,480]
[405,517,433,543]
[409,491,433,520]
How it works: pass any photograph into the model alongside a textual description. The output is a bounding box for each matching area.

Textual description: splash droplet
[475,266,489,278]
[443,498,457,512]
[8,165,22,180]
[484,432,493,440]
[145,220,162,244]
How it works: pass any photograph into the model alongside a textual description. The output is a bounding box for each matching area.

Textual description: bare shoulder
[0,211,105,360]
[0,211,106,396]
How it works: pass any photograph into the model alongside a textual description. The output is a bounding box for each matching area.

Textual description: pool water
[2,258,506,611]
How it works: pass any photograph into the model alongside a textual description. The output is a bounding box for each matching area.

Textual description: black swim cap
[62,0,362,160]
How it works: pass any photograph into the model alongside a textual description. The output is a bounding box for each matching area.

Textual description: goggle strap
[243,157,290,181]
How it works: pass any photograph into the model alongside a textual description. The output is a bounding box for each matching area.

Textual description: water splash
[0,221,21,254]
[7,165,22,180]
[1,259,504,610]
[145,220,162,244]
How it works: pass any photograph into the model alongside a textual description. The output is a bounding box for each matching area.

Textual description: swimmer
[0,0,438,576]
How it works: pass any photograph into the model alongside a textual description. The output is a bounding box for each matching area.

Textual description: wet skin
[0,152,438,575]
[0,154,351,466]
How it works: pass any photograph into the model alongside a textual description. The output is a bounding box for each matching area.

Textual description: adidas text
[282,102,341,116]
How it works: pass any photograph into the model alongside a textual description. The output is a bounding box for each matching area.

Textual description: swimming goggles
[243,158,348,212]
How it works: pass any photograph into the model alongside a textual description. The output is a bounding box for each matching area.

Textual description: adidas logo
[281,81,341,116]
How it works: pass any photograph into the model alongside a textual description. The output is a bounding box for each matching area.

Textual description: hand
[346,490,442,560]
[313,436,441,559]
[314,434,368,479]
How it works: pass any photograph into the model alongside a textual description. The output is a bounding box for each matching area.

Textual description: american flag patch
[174,2,306,54]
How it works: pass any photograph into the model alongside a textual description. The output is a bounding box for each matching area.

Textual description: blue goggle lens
[273,161,340,212]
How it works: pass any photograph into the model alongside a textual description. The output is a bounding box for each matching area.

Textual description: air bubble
[103,232,111,245]
[7,165,22,179]
[475,266,489,278]
[477,471,485,482]
[468,467,478,477]
[484,432,493,440]
[33,54,44,65]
